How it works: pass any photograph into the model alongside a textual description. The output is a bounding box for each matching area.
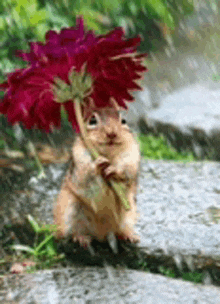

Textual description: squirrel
[54,107,140,248]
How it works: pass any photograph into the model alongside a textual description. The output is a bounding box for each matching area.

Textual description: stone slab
[137,160,220,269]
[142,84,220,159]
[1,267,220,304]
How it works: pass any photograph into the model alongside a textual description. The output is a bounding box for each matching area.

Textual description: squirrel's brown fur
[54,107,140,246]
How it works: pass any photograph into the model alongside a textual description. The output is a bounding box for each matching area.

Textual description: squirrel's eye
[89,115,98,126]
[121,118,127,125]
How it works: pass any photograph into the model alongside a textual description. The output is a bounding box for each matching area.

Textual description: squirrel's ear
[109,98,121,112]
[82,98,96,120]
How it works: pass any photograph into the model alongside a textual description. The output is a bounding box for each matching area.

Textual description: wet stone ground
[1,159,220,303]
[2,267,220,304]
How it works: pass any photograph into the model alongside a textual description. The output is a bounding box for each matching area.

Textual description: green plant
[0,1,49,80]
[159,266,176,278]
[158,266,204,283]
[10,215,64,266]
[181,271,204,283]
[0,0,195,64]
[137,134,195,161]
[212,74,220,81]
[0,0,50,40]
[44,0,194,51]
[48,0,194,30]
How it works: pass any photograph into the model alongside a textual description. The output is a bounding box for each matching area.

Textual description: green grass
[10,215,64,271]
[158,266,203,284]
[137,134,195,161]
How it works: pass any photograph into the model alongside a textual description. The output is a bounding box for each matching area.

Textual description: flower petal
[0,17,147,132]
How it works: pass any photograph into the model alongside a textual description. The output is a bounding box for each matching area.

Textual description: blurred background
[0,0,220,173]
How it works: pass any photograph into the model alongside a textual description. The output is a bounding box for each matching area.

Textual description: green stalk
[74,97,130,210]
[27,141,45,178]
[74,97,99,159]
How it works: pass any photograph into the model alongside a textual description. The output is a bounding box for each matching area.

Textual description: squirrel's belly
[76,175,115,209]
[76,175,122,239]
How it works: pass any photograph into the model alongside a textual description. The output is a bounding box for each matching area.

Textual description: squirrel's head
[83,107,133,156]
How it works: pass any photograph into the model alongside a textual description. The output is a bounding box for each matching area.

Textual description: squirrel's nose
[107,132,117,140]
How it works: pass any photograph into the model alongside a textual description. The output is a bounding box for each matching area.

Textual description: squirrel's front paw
[104,165,118,179]
[95,156,123,180]
[95,156,110,174]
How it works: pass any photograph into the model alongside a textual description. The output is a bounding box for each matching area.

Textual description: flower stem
[74,98,99,159]
[74,98,130,210]
[27,141,45,179]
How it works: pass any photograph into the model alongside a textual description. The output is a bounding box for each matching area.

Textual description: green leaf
[15,0,38,13]
[182,272,203,283]
[77,8,102,31]
[2,59,18,73]
[137,134,194,161]
[142,0,175,28]
[101,0,122,12]
[35,234,54,253]
[45,3,69,27]
[0,16,6,29]
[11,8,23,25]
[40,224,57,233]
[128,2,138,16]
[33,23,50,40]
[45,242,57,256]
[29,9,48,25]
[10,244,35,254]
[178,0,194,14]
[27,214,41,233]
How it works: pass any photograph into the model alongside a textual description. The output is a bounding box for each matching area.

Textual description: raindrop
[203,270,213,285]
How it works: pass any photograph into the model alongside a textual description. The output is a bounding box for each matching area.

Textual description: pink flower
[0,17,147,132]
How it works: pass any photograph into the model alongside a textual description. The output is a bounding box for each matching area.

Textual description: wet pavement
[1,267,220,304]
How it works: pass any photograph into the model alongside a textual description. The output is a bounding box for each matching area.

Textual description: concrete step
[1,266,220,304]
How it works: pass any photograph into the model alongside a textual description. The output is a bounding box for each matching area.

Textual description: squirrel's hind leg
[54,177,93,247]
[54,178,77,239]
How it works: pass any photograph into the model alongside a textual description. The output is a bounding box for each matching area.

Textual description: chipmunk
[54,107,140,248]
